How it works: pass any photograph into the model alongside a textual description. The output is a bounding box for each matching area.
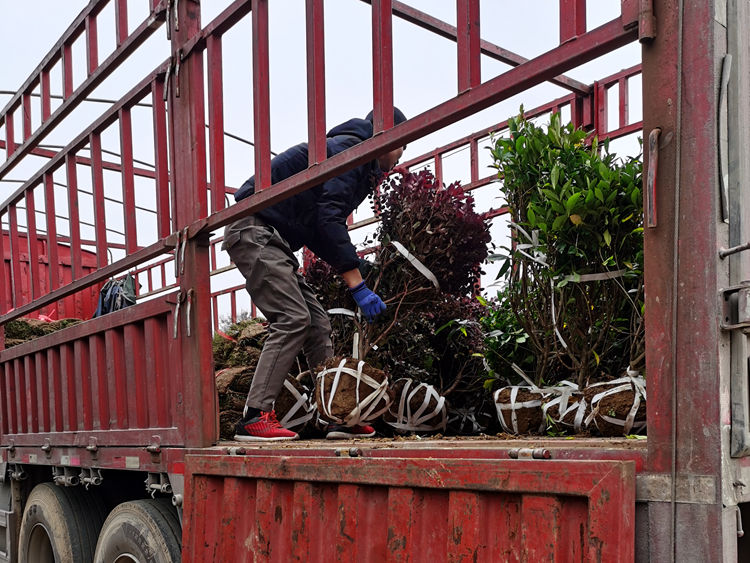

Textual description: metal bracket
[174,50,182,98]
[163,56,175,102]
[146,473,173,498]
[80,468,103,489]
[508,448,551,460]
[165,0,174,39]
[173,290,184,339]
[86,437,98,454]
[146,435,162,455]
[720,282,750,331]
[185,288,194,337]
[9,465,26,482]
[52,466,79,487]
[645,128,660,228]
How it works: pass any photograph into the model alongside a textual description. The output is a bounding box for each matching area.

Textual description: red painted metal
[0,296,184,446]
[306,0,327,166]
[207,35,226,214]
[560,0,586,43]
[120,108,138,254]
[182,454,635,562]
[65,154,83,280]
[90,132,109,269]
[0,1,167,180]
[372,0,394,133]
[456,0,481,92]
[152,77,171,238]
[368,0,591,96]
[251,0,272,191]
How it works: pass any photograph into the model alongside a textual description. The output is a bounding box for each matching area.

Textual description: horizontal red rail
[0,1,167,181]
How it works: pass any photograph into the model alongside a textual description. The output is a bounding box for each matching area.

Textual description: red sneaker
[234,411,299,442]
[326,424,376,440]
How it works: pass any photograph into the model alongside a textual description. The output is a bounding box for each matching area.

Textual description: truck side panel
[182,454,635,562]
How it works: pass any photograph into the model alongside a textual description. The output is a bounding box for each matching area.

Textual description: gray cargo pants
[222,215,333,411]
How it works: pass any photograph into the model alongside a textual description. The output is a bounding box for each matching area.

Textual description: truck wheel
[94,498,181,563]
[18,482,107,563]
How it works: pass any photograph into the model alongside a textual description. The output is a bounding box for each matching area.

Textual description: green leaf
[541,189,560,202]
[603,230,612,246]
[594,186,604,203]
[476,295,488,306]
[551,164,560,189]
[527,207,537,225]
[565,193,581,213]
[552,215,567,230]
[515,135,526,153]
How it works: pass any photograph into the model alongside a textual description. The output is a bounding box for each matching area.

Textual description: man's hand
[349,281,386,322]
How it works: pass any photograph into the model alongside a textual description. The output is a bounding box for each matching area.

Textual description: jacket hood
[326,118,373,141]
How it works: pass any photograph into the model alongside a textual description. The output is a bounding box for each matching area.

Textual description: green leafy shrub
[490,110,644,386]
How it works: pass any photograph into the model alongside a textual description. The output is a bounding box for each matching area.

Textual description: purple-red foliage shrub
[375,168,491,296]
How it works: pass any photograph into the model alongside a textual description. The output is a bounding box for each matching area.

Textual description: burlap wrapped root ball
[274,376,316,433]
[583,375,647,436]
[541,383,588,434]
[384,378,447,434]
[315,357,392,426]
[493,386,547,435]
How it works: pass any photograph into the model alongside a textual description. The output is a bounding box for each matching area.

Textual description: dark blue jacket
[234,118,383,274]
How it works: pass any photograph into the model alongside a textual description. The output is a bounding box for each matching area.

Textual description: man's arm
[340,268,363,289]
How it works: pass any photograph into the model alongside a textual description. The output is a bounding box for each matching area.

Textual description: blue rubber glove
[349,281,386,322]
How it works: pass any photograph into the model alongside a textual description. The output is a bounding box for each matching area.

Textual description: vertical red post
[306,0,327,166]
[371,0,394,133]
[252,0,272,191]
[115,0,128,47]
[594,81,607,137]
[24,189,40,301]
[0,210,8,314]
[434,153,443,186]
[65,153,83,280]
[119,107,138,254]
[170,0,215,447]
[7,204,23,308]
[86,13,99,76]
[40,70,51,121]
[22,93,32,141]
[559,0,586,43]
[457,0,481,92]
[151,79,171,238]
[469,137,479,184]
[90,132,109,268]
[62,43,74,100]
[43,173,60,294]
[207,34,226,213]
[618,77,629,129]
[5,109,16,156]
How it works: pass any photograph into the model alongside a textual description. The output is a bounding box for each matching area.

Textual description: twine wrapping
[541,381,587,433]
[584,375,647,435]
[316,358,391,426]
[386,379,447,433]
[277,379,316,430]
[493,386,546,435]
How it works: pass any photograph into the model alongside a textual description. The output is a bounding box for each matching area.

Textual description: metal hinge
[720,282,750,331]
[508,448,551,460]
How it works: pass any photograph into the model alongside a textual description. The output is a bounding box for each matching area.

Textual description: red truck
[0,0,747,561]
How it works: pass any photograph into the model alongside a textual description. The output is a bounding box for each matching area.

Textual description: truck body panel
[0,0,748,560]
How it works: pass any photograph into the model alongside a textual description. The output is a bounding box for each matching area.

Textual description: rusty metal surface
[0,296,186,448]
[182,454,635,562]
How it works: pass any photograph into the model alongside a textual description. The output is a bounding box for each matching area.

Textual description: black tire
[18,482,107,563]
[94,498,182,563]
